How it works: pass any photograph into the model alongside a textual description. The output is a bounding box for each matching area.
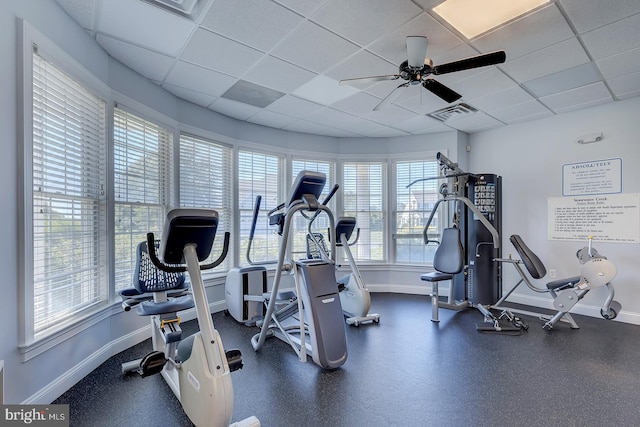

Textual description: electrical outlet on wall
[549,269,557,279]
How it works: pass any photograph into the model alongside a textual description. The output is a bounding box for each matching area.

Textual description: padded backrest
[509,235,546,279]
[134,240,186,293]
[433,227,464,274]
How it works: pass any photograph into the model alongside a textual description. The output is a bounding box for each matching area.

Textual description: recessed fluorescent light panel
[433,0,549,39]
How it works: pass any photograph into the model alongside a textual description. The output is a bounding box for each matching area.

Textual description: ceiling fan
[339,36,506,111]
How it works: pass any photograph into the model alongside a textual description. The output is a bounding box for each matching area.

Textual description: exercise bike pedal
[225,349,243,372]
[138,351,167,377]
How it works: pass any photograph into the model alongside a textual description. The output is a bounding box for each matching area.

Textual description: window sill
[19,302,118,362]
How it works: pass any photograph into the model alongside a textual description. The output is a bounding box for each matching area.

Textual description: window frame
[339,159,388,264]
[178,131,234,273]
[391,153,443,265]
[18,21,112,355]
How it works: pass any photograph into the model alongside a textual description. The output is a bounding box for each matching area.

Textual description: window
[394,159,440,264]
[291,158,335,259]
[26,46,108,339]
[113,108,173,291]
[238,150,284,265]
[179,133,233,271]
[342,162,387,262]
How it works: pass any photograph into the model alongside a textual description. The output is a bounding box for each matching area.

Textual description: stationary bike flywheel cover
[580,258,617,289]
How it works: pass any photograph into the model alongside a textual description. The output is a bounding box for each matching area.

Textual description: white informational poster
[562,158,622,196]
[548,193,640,242]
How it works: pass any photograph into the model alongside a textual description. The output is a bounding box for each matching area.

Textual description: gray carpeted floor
[53,292,640,426]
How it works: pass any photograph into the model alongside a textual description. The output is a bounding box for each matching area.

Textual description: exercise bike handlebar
[146,231,230,273]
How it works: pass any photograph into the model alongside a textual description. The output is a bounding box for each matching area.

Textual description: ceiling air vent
[428,103,478,122]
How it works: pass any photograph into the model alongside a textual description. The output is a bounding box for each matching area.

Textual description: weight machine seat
[421,227,464,283]
[509,235,580,291]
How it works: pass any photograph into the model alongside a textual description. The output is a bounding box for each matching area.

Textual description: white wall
[469,98,640,323]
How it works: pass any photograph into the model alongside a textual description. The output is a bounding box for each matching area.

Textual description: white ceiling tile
[451,68,516,100]
[293,75,359,105]
[324,50,396,84]
[467,85,535,112]
[247,110,298,129]
[165,61,237,96]
[96,34,175,82]
[271,21,360,73]
[607,71,640,99]
[306,108,361,129]
[311,0,423,47]
[200,0,303,52]
[597,47,640,79]
[209,97,261,120]
[366,13,464,66]
[392,114,449,134]
[559,0,640,33]
[98,0,195,56]
[162,83,215,107]
[265,95,325,117]
[396,90,453,114]
[413,0,447,11]
[181,29,264,76]
[284,120,357,137]
[540,82,613,113]
[500,37,590,83]
[55,0,98,30]
[331,92,383,115]
[489,100,553,124]
[275,0,329,17]
[524,63,602,97]
[473,4,574,60]
[444,112,504,133]
[243,55,317,93]
[363,105,420,126]
[581,13,640,60]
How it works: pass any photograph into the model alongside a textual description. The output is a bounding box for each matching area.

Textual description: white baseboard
[369,284,640,325]
[27,300,228,404]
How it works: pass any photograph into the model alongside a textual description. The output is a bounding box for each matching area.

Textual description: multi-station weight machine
[411,152,526,332]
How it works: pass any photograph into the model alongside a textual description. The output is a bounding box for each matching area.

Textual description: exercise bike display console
[120,209,259,427]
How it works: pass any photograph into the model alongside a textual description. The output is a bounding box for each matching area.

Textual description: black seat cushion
[546,276,581,291]
[421,272,454,282]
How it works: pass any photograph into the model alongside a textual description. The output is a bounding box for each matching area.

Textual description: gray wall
[1,0,638,406]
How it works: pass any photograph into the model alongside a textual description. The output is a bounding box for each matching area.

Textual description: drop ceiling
[54,0,640,137]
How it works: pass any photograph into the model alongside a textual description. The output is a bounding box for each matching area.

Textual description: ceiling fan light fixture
[406,36,428,68]
[433,0,549,39]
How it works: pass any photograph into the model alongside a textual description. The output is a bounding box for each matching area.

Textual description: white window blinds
[238,150,283,265]
[179,133,233,271]
[291,158,335,259]
[113,108,173,291]
[394,159,439,263]
[30,47,108,337]
[342,162,387,262]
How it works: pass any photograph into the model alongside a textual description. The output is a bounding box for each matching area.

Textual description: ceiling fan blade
[432,51,506,75]
[422,79,462,103]
[406,36,428,68]
[373,82,410,111]
[339,74,400,86]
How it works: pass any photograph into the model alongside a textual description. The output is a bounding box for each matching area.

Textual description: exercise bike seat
[120,240,195,315]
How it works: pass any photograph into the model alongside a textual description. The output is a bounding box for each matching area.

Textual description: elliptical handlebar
[146,231,230,273]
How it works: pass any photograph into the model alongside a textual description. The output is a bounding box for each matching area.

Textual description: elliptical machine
[305,185,380,326]
[120,209,259,427]
[246,170,348,369]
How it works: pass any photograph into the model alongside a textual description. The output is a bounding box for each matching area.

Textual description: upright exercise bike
[120,209,259,427]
